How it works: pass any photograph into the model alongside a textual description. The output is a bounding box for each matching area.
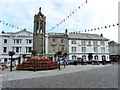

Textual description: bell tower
[33,7,46,57]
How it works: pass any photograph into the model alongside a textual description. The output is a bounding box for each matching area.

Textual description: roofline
[68,38,109,41]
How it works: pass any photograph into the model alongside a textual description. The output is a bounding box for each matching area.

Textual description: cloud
[0,0,119,42]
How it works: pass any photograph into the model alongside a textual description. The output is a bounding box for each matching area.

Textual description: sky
[0,0,119,43]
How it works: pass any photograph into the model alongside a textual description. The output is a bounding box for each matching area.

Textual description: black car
[86,60,99,65]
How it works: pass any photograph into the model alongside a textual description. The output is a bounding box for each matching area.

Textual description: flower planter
[16,58,59,71]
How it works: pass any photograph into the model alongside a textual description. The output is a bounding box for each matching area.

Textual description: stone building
[47,31,68,60]
[108,41,120,61]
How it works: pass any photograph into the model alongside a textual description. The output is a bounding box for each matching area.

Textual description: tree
[63,52,68,59]
[8,51,15,71]
[31,50,37,72]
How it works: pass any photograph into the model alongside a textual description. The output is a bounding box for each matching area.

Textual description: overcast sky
[0,0,119,42]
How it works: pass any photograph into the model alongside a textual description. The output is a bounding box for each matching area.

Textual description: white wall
[69,40,110,61]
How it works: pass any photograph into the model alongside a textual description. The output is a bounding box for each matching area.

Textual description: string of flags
[69,23,119,33]
[48,0,88,32]
[0,20,25,30]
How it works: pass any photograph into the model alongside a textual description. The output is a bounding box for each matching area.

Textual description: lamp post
[8,51,15,71]
[58,58,61,70]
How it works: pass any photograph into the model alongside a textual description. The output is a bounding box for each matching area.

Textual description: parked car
[86,60,99,65]
[55,60,64,65]
[67,60,75,65]
[0,62,6,70]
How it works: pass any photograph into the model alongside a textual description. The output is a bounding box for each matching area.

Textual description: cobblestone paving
[2,64,118,88]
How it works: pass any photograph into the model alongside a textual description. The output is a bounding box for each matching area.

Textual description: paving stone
[1,64,118,88]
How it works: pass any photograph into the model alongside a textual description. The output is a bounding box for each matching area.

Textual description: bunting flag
[47,0,88,32]
[0,20,25,30]
[70,23,119,33]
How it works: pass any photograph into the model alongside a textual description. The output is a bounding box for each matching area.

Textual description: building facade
[108,41,120,61]
[0,29,110,63]
[47,32,69,61]
[68,33,109,61]
[0,29,33,63]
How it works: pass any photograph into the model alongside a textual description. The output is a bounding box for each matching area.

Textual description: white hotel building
[0,29,33,63]
[68,33,110,61]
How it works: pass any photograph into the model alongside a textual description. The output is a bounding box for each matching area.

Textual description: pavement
[1,64,112,81]
[0,64,118,88]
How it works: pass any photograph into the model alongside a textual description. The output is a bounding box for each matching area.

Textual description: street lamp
[8,51,15,71]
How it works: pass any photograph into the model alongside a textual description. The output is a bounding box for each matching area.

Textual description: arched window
[102,55,106,60]
[94,55,98,60]
[82,55,86,60]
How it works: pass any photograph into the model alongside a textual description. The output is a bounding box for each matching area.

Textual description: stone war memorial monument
[33,7,46,58]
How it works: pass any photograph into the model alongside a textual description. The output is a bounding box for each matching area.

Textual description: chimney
[1,31,5,34]
[65,29,68,34]
[100,33,103,37]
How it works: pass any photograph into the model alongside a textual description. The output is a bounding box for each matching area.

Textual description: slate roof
[5,29,32,34]
[69,33,109,41]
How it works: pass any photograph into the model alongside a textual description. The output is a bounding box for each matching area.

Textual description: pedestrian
[102,59,104,65]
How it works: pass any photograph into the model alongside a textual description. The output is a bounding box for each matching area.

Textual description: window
[82,47,86,52]
[94,47,98,52]
[27,39,32,44]
[101,47,105,52]
[93,41,98,45]
[94,55,98,60]
[29,40,32,43]
[28,47,32,53]
[16,39,19,43]
[3,47,7,53]
[61,39,64,43]
[4,39,7,43]
[81,40,86,45]
[26,47,28,53]
[16,47,19,53]
[72,47,76,52]
[12,47,15,51]
[96,41,98,45]
[101,41,105,45]
[14,39,22,44]
[52,46,55,52]
[71,40,76,44]
[52,38,55,43]
[82,55,86,60]
[88,41,91,46]
[26,47,32,53]
[61,46,64,51]
[14,39,15,44]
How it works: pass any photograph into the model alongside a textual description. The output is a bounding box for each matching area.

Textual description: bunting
[0,20,25,30]
[69,23,119,33]
[47,0,88,32]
